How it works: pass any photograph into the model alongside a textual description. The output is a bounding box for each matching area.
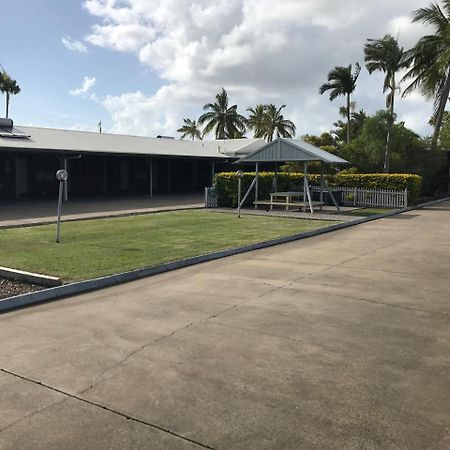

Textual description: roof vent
[0,118,31,139]
[0,118,13,129]
[156,135,175,139]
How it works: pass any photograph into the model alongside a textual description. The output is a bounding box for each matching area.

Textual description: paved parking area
[0,193,204,228]
[0,201,449,449]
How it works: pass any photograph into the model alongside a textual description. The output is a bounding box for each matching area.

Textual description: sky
[0,0,434,139]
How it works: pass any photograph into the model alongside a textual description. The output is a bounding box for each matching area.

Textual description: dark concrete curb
[0,266,61,287]
[1,196,449,313]
[0,205,204,230]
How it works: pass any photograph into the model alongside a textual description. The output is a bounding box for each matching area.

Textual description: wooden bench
[254,200,324,209]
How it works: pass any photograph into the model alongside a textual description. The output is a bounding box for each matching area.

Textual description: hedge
[215,172,422,207]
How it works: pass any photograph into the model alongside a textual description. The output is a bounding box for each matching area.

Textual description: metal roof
[0,126,265,159]
[236,138,348,164]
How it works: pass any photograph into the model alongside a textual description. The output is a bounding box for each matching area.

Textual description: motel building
[0,119,265,201]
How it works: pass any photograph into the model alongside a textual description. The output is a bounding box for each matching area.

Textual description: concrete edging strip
[1,196,448,313]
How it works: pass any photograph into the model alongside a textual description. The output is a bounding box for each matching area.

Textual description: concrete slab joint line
[0,368,216,450]
[1,196,449,313]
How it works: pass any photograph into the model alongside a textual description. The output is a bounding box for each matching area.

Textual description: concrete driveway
[1,201,450,449]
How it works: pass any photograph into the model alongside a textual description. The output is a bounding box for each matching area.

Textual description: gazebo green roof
[236,137,348,164]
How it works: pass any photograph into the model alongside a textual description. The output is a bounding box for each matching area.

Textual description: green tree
[364,34,408,172]
[198,88,246,139]
[319,63,361,144]
[302,132,337,148]
[433,111,450,148]
[246,104,267,138]
[0,70,21,118]
[332,109,367,142]
[177,118,202,140]
[262,104,296,142]
[402,1,450,149]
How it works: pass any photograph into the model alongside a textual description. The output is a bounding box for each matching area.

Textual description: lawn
[0,210,329,282]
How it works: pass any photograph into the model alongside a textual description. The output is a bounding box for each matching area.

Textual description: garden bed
[0,277,43,299]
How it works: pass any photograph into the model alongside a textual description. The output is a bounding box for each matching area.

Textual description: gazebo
[234,137,348,214]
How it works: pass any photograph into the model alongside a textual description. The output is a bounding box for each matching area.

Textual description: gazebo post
[320,161,324,211]
[303,162,314,214]
[255,162,259,209]
[303,162,307,212]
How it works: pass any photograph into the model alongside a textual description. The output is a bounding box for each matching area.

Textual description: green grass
[343,208,392,217]
[0,211,329,282]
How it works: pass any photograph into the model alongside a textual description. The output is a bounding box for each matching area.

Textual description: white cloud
[82,0,433,137]
[69,76,96,97]
[62,36,88,53]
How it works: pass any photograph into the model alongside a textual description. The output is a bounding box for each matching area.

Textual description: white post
[63,158,68,202]
[56,180,63,243]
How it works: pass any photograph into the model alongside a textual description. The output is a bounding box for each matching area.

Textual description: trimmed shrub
[215,172,422,207]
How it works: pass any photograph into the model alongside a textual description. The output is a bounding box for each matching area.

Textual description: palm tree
[365,34,408,172]
[319,63,361,144]
[402,1,450,149]
[177,118,202,140]
[198,88,246,139]
[0,70,21,118]
[262,104,296,142]
[246,104,267,138]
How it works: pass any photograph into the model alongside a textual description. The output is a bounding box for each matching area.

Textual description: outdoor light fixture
[55,169,68,243]
[236,170,244,218]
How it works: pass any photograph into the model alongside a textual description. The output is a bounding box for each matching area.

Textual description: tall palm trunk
[346,94,351,144]
[383,97,393,173]
[5,92,9,118]
[384,77,395,173]
[431,70,450,150]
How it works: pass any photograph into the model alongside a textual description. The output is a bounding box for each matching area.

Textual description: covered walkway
[0,200,449,448]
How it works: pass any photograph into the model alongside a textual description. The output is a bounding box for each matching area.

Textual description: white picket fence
[205,187,218,208]
[205,185,408,209]
[332,186,408,208]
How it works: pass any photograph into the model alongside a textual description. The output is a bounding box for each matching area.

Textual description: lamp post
[55,169,68,243]
[236,170,243,218]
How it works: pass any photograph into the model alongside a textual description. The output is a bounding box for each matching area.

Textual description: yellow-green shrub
[215,172,422,207]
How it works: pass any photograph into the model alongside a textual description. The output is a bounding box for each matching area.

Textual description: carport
[235,137,348,213]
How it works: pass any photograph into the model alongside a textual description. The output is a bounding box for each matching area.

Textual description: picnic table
[254,191,324,212]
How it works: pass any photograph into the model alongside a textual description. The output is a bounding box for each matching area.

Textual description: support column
[103,157,107,195]
[211,161,215,186]
[150,158,153,198]
[14,155,19,200]
[144,157,153,198]
[254,163,259,209]
[167,160,171,193]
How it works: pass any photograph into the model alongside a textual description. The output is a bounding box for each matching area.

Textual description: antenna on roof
[98,120,102,133]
